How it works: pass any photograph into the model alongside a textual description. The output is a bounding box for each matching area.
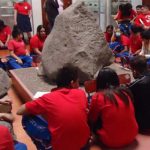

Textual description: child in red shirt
[30,25,47,55]
[14,0,32,41]
[89,68,138,148]
[0,20,11,49]
[104,25,114,43]
[134,5,150,29]
[8,26,32,69]
[129,25,142,55]
[17,65,90,150]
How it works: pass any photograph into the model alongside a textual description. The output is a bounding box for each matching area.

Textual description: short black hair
[130,55,147,73]
[12,25,22,38]
[56,64,78,87]
[136,5,143,9]
[130,25,143,34]
[37,25,45,33]
[141,29,150,40]
[0,19,6,31]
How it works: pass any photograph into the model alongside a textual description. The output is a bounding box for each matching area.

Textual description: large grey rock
[0,69,10,97]
[40,0,113,83]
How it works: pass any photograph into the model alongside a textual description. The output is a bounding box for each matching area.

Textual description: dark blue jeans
[8,56,32,69]
[22,115,51,150]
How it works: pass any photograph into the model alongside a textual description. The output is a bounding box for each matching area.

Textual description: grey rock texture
[0,69,10,97]
[40,0,113,83]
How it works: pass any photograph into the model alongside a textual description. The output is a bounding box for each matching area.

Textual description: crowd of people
[105,4,150,68]
[0,1,150,150]
[0,0,59,70]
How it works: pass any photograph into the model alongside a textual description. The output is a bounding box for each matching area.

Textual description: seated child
[89,68,138,148]
[7,26,32,69]
[0,19,11,49]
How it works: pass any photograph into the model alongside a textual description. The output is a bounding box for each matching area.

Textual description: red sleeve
[134,15,143,26]
[132,9,137,18]
[89,93,103,123]
[115,10,122,20]
[0,126,15,150]
[27,2,32,10]
[5,26,11,35]
[25,95,49,115]
[14,3,18,10]
[30,36,39,49]
[8,40,15,51]
[121,35,130,47]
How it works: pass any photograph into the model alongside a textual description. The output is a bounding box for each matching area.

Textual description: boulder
[0,69,10,97]
[40,0,114,83]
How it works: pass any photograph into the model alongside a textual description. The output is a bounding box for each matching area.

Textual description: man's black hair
[141,29,150,40]
[136,5,143,9]
[130,55,147,73]
[56,64,78,87]
[130,25,144,34]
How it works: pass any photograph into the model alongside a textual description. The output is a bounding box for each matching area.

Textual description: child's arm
[10,51,23,64]
[0,113,14,122]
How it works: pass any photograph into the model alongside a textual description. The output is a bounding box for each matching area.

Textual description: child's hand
[17,58,23,64]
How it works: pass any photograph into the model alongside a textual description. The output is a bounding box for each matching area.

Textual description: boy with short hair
[17,64,90,150]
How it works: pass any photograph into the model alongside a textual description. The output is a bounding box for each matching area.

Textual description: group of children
[1,55,150,150]
[105,4,150,68]
[0,21,47,70]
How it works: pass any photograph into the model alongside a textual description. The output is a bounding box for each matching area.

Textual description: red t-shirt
[89,92,138,148]
[0,126,14,150]
[104,32,112,43]
[134,12,150,27]
[130,34,142,54]
[30,34,46,53]
[26,88,90,150]
[8,39,26,56]
[115,10,136,21]
[14,2,31,15]
[0,26,11,43]
[121,35,130,48]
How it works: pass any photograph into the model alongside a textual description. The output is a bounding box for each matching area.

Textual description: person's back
[17,64,90,150]
[129,55,150,131]
[89,68,138,148]
[26,88,90,150]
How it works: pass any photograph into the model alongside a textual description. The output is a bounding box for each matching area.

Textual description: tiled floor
[8,87,36,150]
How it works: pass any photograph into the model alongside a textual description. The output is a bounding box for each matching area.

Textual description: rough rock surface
[0,69,10,97]
[40,0,113,83]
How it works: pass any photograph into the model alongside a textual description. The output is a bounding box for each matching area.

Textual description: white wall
[31,0,43,34]
[131,0,142,9]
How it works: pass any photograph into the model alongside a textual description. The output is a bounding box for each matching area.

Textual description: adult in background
[45,0,59,33]
[14,0,32,41]
[17,64,90,150]
[0,19,11,49]
[89,68,138,148]
[129,55,150,132]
